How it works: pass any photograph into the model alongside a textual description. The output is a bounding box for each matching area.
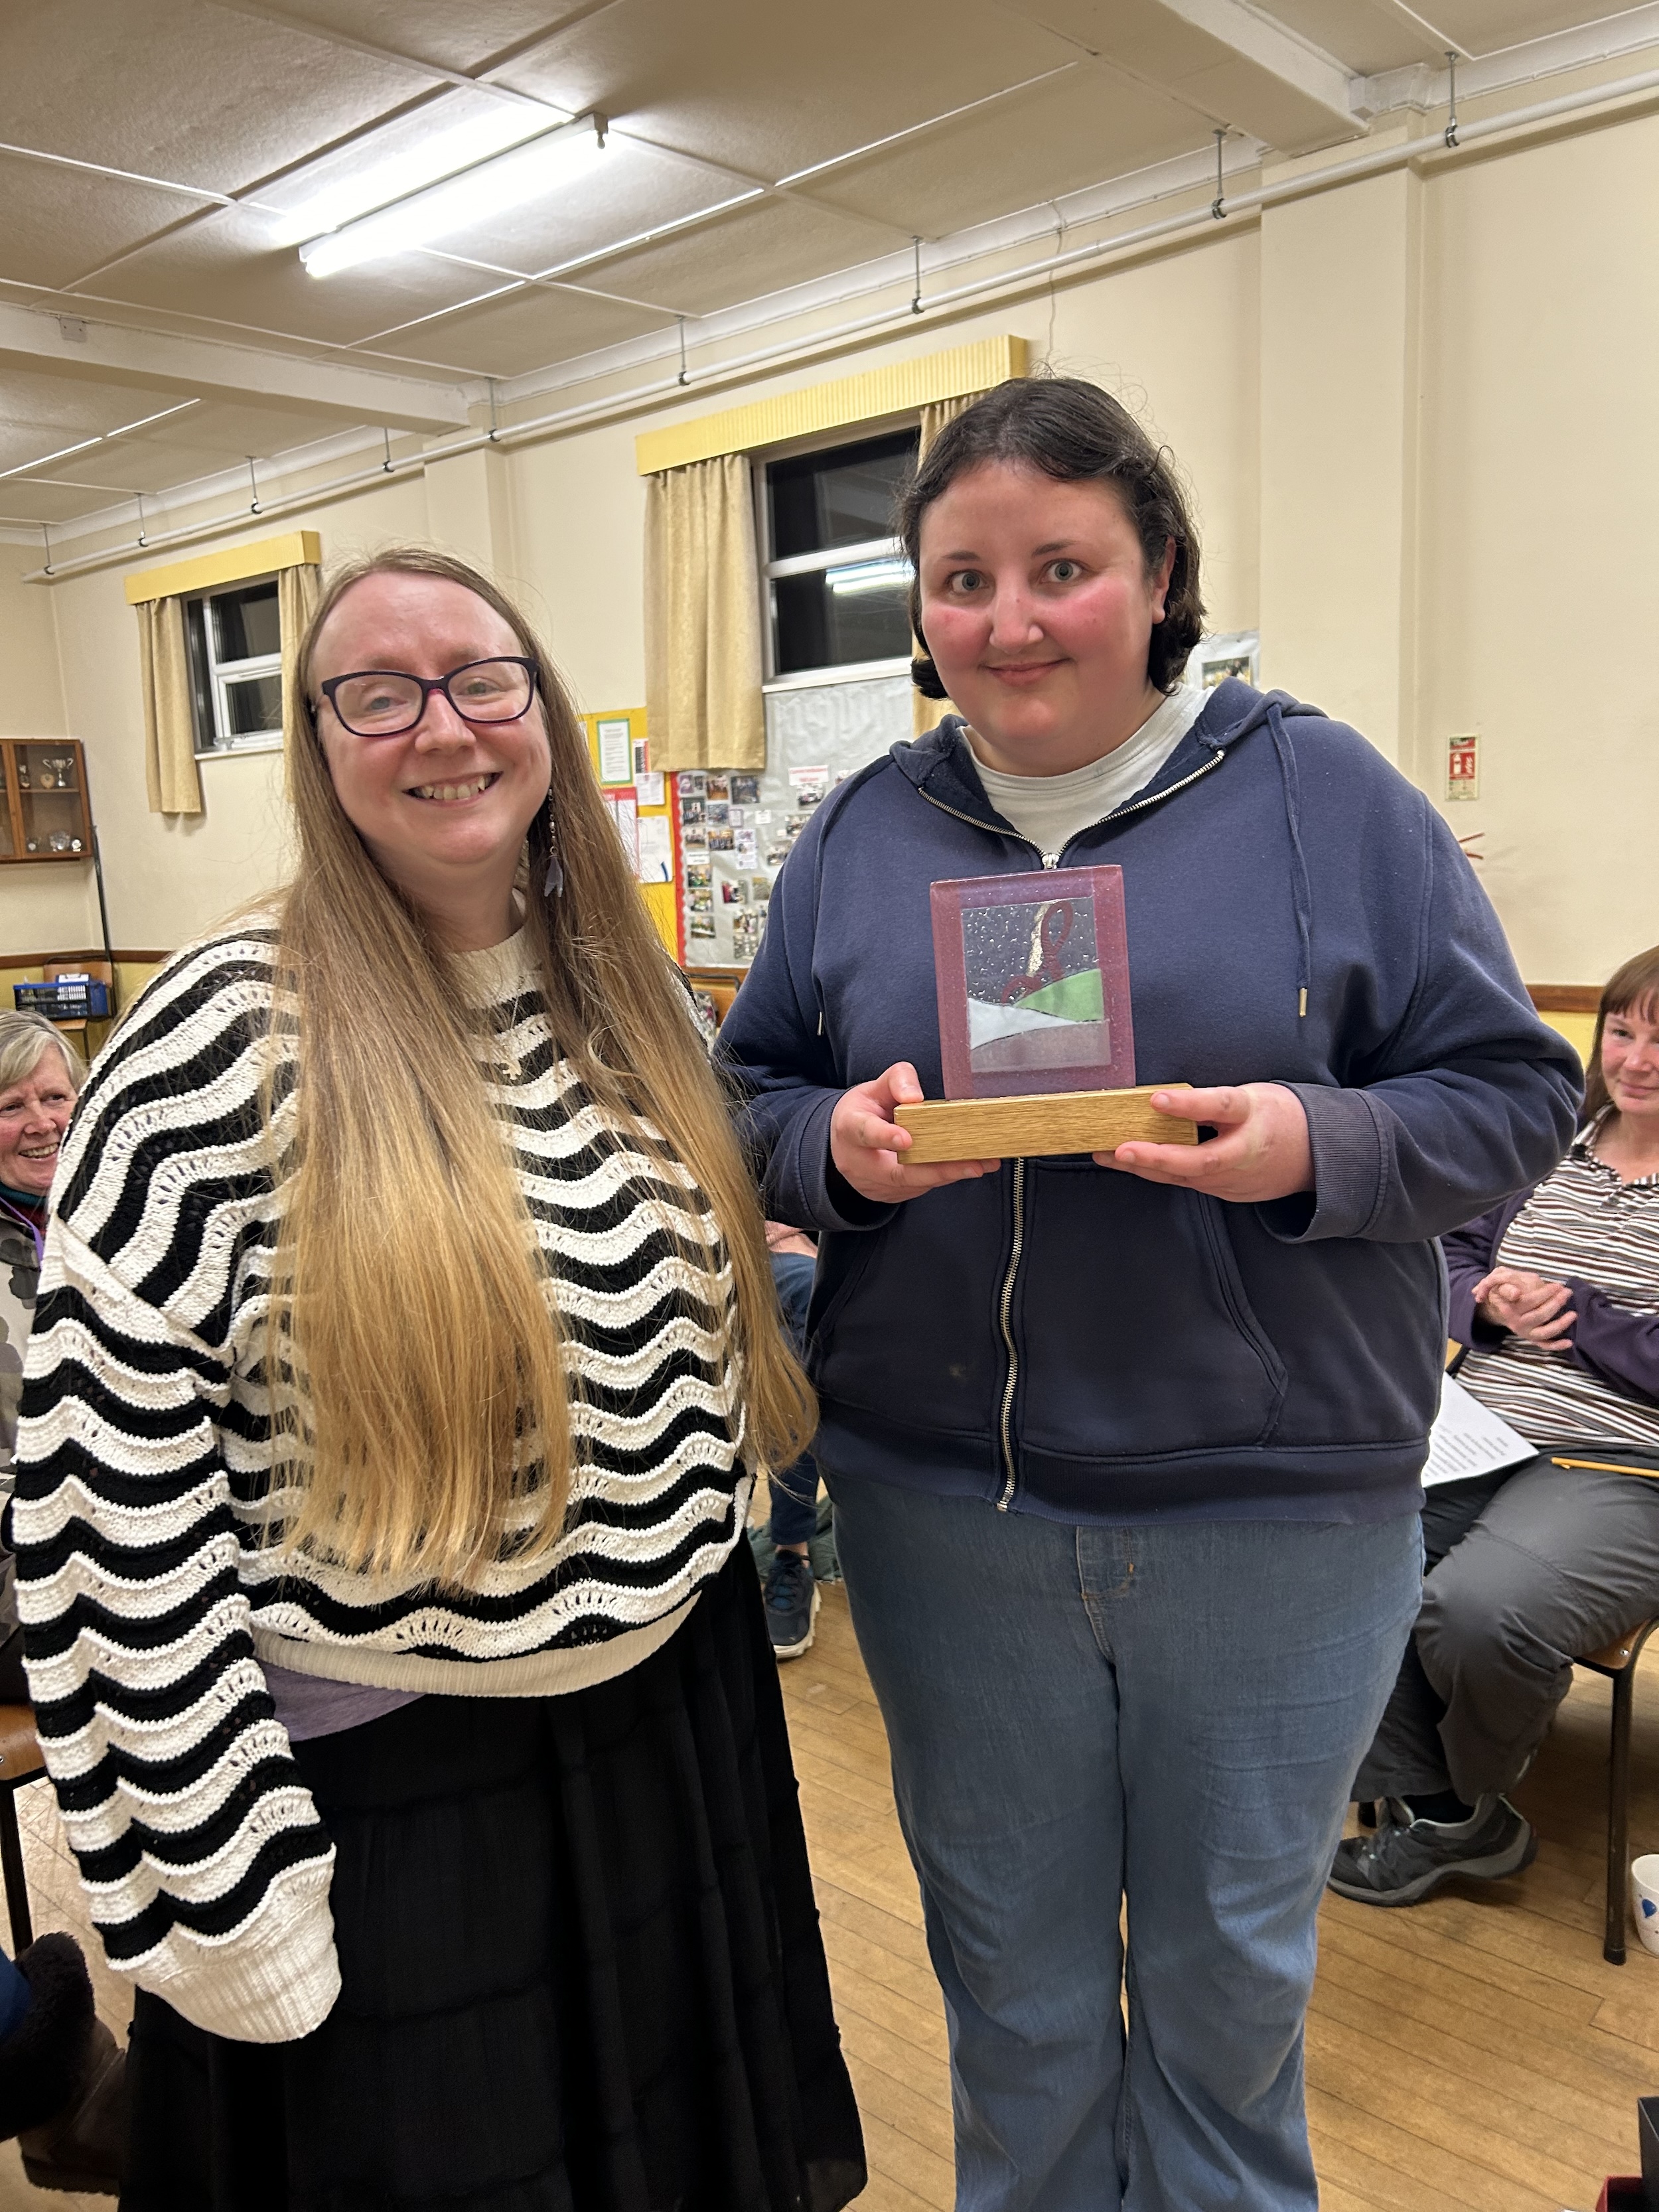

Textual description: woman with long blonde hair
[11,550,864,2209]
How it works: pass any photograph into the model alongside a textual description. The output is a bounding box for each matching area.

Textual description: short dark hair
[1584,944,1659,1122]
[898,376,1205,699]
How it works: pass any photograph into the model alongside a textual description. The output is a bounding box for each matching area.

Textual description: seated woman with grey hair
[0,1010,84,1620]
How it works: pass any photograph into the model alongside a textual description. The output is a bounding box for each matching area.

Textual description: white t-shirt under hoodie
[970,684,1210,861]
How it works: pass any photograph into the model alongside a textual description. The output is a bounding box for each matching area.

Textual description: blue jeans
[826,1467,1421,2212]
[768,1253,820,1549]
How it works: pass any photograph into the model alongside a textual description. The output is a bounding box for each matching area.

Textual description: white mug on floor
[1629,1854,1659,1954]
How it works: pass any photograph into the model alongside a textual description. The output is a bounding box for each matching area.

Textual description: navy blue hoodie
[718,682,1581,1524]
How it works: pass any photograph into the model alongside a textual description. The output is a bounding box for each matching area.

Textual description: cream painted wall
[1417,111,1659,986]
[0,553,102,952]
[17,101,1659,986]
[1260,165,1423,763]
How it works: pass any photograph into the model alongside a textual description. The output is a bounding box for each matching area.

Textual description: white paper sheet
[606,794,637,869]
[1421,1374,1536,1488]
[635,814,673,883]
[597,717,632,786]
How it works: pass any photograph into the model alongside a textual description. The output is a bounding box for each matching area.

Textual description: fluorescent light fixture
[300,113,607,277]
[825,557,912,595]
[269,107,554,248]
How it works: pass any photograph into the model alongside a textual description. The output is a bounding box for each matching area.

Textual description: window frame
[185,573,285,758]
[757,424,918,689]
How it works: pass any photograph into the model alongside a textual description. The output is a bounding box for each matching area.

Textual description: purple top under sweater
[263,1663,422,1743]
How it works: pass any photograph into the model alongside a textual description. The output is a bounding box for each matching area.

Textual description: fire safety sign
[1446,734,1480,800]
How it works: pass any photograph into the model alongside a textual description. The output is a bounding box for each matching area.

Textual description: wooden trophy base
[894,1084,1197,1163]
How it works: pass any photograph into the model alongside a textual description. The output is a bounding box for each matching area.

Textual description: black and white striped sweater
[11,922,749,2043]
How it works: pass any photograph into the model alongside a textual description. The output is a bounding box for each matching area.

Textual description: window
[762,429,918,682]
[184,578,284,754]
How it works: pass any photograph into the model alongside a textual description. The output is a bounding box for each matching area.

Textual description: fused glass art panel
[930,866,1135,1099]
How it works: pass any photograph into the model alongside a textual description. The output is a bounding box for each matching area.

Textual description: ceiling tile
[575,195,911,325]
[0,480,121,526]
[0,369,196,453]
[496,0,1080,181]
[803,63,1210,237]
[0,153,218,291]
[0,0,433,195]
[1419,0,1636,52]
[384,283,669,376]
[1255,0,1443,74]
[285,1,601,74]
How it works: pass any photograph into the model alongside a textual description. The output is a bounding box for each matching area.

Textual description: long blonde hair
[271,547,812,1584]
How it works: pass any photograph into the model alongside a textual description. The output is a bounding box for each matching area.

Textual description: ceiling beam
[0,304,469,431]
[1152,0,1358,129]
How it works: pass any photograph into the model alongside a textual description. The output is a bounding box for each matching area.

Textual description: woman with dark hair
[1334,946,1659,1907]
[11,552,864,2209]
[718,376,1578,2210]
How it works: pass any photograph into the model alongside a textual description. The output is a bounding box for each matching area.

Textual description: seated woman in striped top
[1333,945,1659,1907]
[11,550,865,2210]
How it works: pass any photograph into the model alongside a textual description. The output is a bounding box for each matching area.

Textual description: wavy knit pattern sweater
[11,922,747,2043]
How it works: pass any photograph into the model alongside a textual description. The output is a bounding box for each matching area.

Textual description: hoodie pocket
[807,1181,1009,1438]
[1018,1169,1288,1459]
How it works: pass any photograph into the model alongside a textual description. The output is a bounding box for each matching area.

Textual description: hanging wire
[676,315,689,386]
[382,427,394,473]
[246,456,261,515]
[1211,128,1227,220]
[486,377,500,442]
[911,235,924,315]
[40,522,53,577]
[1445,50,1459,147]
[1045,201,1064,362]
[135,490,148,548]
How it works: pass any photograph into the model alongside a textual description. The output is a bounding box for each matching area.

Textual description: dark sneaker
[1328,1793,1536,1906]
[764,1550,819,1660]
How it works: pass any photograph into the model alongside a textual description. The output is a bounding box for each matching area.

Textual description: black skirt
[122,1547,866,2212]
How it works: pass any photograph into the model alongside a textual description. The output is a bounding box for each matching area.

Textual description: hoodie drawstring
[1267,699,1313,1018]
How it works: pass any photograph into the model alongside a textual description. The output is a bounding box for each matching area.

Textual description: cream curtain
[643,453,764,771]
[912,392,990,734]
[138,596,202,816]
[280,561,323,755]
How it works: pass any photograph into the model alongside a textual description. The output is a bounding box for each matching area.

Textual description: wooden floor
[778,1579,1659,2212]
[1,1580,1658,2206]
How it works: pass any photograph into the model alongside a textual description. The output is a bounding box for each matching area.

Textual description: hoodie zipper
[918,747,1228,1511]
[995,1156,1026,1507]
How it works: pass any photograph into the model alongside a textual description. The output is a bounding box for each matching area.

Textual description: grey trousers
[1353,1449,1659,1804]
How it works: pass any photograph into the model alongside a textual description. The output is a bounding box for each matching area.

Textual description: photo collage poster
[678,674,912,967]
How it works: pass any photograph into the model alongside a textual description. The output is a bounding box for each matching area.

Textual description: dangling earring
[543,790,563,899]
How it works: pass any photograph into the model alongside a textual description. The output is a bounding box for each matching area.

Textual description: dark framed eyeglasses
[318,656,539,738]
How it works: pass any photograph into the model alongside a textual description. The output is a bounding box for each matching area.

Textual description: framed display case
[0,742,92,863]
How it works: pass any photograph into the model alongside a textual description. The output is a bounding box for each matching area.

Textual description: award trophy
[893,865,1197,1163]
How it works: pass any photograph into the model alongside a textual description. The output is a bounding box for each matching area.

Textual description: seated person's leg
[1348,1468,1516,1813]
[1334,1455,1659,1904]
[1423,1457,1659,1798]
[763,1244,822,1658]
